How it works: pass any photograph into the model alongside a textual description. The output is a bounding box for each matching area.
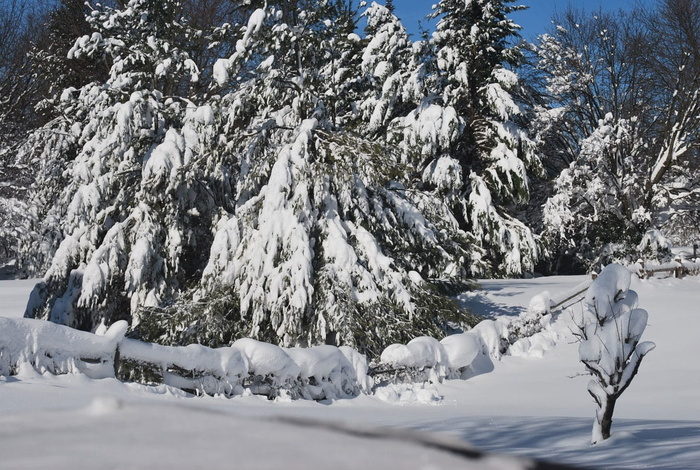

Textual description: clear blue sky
[390,0,649,40]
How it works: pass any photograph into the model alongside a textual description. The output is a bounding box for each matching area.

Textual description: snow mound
[0,317,372,401]
[285,345,366,400]
[374,383,443,405]
[440,332,480,378]
[0,318,127,379]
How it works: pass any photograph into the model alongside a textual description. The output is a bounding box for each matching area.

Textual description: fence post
[637,260,646,279]
[674,257,684,279]
[113,345,121,379]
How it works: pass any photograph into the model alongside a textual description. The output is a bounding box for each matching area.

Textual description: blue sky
[390,0,648,40]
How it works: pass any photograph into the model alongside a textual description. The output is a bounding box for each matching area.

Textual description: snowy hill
[1,275,699,469]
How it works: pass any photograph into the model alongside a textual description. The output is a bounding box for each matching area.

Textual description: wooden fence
[542,258,700,314]
[633,258,700,279]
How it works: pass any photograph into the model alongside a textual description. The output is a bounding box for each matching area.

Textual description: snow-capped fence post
[674,257,684,278]
[574,264,655,445]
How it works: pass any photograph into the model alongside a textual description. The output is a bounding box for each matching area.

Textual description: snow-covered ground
[1,275,699,469]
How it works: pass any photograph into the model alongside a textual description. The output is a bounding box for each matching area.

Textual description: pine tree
[22,0,476,357]
[355,1,413,136]
[399,0,541,276]
[160,1,476,356]
[23,0,212,331]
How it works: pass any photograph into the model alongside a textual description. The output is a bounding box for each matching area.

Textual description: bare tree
[642,0,700,244]
[533,1,700,271]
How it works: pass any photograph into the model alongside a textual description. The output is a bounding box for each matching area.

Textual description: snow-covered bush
[0,317,373,401]
[377,336,450,385]
[470,320,510,360]
[375,320,510,384]
[0,318,127,378]
[440,332,481,379]
[637,229,673,262]
[574,264,655,444]
[118,338,249,397]
[506,291,552,344]
[232,338,302,398]
[286,345,369,400]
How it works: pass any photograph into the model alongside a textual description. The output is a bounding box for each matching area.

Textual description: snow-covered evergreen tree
[22,0,476,357]
[164,1,476,356]
[355,1,413,136]
[23,0,216,331]
[398,0,541,276]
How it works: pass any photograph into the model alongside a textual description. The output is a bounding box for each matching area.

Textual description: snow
[212,58,230,86]
[232,337,300,383]
[2,275,700,468]
[0,317,126,378]
[440,332,480,375]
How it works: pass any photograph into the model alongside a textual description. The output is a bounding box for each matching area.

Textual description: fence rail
[634,258,700,279]
[0,318,371,400]
[541,258,700,314]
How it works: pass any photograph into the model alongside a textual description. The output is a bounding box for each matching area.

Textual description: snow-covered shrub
[0,318,127,378]
[0,316,376,401]
[119,338,374,401]
[440,332,481,379]
[286,345,368,400]
[574,264,655,444]
[506,291,552,344]
[376,336,450,385]
[470,320,510,360]
[232,338,302,398]
[637,229,673,262]
[374,318,511,385]
[339,346,373,395]
[117,339,249,397]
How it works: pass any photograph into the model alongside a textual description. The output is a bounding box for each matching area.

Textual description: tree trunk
[592,394,617,445]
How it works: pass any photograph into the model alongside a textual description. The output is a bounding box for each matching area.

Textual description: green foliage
[133,286,243,348]
[347,283,479,359]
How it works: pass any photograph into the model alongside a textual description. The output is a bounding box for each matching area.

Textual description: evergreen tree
[177,1,476,356]
[23,0,212,331]
[399,0,541,276]
[355,1,413,136]
[20,0,476,357]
